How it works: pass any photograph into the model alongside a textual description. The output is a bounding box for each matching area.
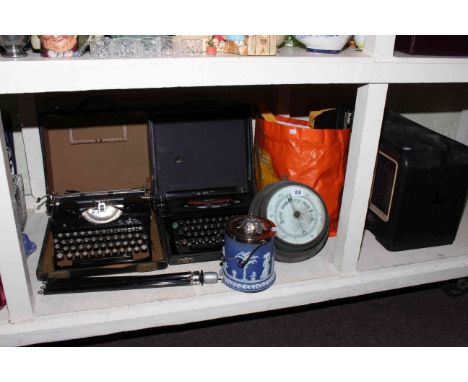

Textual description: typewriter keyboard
[172,215,235,253]
[53,224,150,268]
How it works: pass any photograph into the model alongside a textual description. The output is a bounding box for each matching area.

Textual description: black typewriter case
[149,103,255,264]
[36,110,168,280]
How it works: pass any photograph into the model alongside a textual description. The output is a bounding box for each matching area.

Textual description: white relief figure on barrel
[250,271,257,281]
[235,252,259,281]
[260,252,272,279]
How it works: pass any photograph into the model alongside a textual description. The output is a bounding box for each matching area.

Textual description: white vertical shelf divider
[332,35,395,274]
[0,112,34,323]
[333,84,388,274]
[18,95,47,212]
[455,109,468,145]
[363,35,396,61]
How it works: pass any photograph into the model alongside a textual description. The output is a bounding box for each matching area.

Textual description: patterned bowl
[294,35,351,53]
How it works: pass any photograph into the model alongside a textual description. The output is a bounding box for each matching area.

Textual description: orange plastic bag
[254,115,350,236]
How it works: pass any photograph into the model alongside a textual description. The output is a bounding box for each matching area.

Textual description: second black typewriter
[149,102,254,264]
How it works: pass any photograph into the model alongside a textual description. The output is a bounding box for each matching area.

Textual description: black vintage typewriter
[50,189,151,270]
[149,103,254,264]
[37,111,167,280]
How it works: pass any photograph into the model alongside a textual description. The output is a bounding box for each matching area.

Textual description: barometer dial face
[265,184,327,246]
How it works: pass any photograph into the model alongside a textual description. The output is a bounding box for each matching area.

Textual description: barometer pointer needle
[287,194,306,234]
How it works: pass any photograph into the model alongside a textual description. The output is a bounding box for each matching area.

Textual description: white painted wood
[17,95,47,212]
[334,84,388,274]
[363,35,396,61]
[0,112,34,323]
[2,253,468,346]
[455,109,468,145]
[2,49,468,95]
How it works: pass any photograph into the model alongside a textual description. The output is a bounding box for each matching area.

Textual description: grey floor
[35,280,468,347]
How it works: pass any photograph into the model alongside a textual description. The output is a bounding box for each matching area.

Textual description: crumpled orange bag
[254,115,351,236]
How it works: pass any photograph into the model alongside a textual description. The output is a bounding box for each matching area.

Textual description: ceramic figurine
[40,35,78,58]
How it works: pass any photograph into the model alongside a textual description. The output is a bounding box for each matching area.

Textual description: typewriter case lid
[40,110,151,198]
[149,104,254,200]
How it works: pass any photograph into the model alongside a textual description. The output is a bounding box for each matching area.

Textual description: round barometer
[249,181,329,262]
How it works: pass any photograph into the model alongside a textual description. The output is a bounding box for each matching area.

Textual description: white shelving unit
[1,36,468,346]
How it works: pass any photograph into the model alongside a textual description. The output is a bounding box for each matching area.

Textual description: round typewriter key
[126,247,133,253]
[119,247,126,254]
[66,253,73,260]
[134,246,140,252]
[97,249,103,256]
[137,239,143,245]
[65,232,71,238]
[112,248,118,255]
[56,252,64,260]
[104,249,111,256]
[57,233,63,238]
[70,245,76,252]
[82,250,88,257]
[115,241,121,247]
[63,246,69,252]
[141,244,148,251]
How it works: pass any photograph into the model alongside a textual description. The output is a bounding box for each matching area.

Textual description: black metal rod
[42,271,196,295]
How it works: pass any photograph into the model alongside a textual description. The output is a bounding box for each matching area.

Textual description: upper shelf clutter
[1,35,468,94]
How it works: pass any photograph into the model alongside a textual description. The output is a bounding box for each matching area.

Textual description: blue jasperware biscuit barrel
[222,214,276,293]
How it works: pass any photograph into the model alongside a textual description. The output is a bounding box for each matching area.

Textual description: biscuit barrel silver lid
[225,214,276,244]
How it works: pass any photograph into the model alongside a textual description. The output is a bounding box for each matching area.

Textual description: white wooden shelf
[25,212,337,316]
[1,205,467,346]
[2,46,468,95]
[1,36,468,346]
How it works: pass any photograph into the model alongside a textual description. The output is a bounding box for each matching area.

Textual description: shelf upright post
[455,109,468,145]
[333,84,388,274]
[17,95,47,212]
[333,35,395,274]
[0,111,34,323]
[363,35,396,62]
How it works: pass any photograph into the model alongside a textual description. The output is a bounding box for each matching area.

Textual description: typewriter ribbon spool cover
[37,111,167,280]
